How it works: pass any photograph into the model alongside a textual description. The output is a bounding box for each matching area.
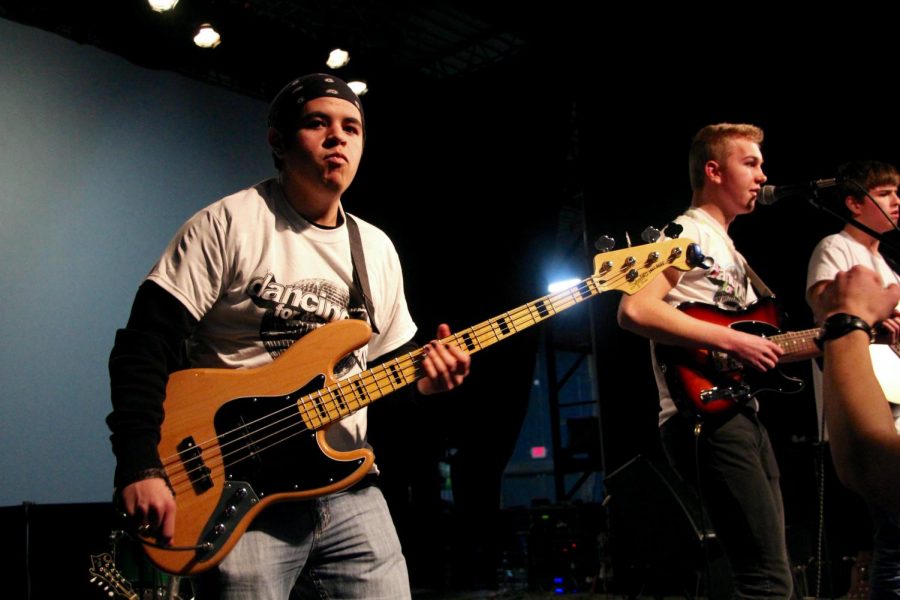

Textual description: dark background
[3,2,898,596]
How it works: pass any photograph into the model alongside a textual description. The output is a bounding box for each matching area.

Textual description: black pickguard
[213,374,365,499]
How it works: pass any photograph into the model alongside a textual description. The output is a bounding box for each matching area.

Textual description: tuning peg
[686,244,714,269]
[641,227,661,243]
[664,222,683,239]
[594,235,615,252]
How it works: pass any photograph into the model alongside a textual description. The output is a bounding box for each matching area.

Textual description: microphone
[758,178,843,205]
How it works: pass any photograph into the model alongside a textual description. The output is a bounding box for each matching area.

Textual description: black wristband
[815,313,873,349]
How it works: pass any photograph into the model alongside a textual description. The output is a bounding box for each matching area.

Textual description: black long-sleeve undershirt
[106,281,198,488]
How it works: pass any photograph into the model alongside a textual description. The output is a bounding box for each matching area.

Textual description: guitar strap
[346,214,380,334]
[683,207,777,300]
[742,258,776,300]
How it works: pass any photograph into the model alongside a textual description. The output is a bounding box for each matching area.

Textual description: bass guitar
[137,238,704,575]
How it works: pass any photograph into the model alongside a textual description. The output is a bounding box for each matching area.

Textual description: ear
[845,195,863,217]
[704,159,723,185]
[267,127,285,157]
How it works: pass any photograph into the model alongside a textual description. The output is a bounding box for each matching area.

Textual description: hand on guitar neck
[718,325,784,371]
[414,323,471,395]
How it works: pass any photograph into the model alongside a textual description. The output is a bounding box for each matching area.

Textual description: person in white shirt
[619,123,792,597]
[107,73,471,600]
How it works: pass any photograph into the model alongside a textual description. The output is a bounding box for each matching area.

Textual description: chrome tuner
[641,227,661,243]
[594,235,615,252]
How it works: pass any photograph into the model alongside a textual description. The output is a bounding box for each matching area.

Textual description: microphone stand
[805,181,900,274]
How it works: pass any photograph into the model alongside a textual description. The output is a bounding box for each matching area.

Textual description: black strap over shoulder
[346,214,380,334]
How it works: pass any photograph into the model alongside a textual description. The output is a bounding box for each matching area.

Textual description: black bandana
[267,73,364,136]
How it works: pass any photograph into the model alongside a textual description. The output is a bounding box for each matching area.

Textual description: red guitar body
[655,298,805,416]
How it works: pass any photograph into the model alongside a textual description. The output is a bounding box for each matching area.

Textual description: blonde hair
[689,123,764,191]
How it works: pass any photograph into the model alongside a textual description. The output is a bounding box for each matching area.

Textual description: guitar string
[161,273,615,493]
[160,255,680,494]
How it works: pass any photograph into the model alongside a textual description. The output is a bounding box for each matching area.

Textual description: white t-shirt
[654,207,759,425]
[147,178,417,452]
[806,230,900,434]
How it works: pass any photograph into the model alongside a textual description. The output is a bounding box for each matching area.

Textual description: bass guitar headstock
[590,227,709,296]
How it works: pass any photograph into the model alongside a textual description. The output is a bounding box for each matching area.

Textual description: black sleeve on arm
[106,280,199,488]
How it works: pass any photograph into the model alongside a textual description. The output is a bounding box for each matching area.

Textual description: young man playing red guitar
[106,73,470,600]
[806,160,900,600]
[618,123,793,597]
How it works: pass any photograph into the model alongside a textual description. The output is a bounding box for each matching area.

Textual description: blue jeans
[870,504,900,599]
[194,485,411,600]
[661,410,793,599]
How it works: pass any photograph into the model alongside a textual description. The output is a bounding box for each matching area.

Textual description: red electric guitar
[656,297,900,416]
[654,298,821,416]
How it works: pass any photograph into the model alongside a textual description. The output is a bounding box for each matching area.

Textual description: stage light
[347,80,368,96]
[148,0,178,12]
[193,24,221,48]
[547,278,581,293]
[326,48,350,69]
